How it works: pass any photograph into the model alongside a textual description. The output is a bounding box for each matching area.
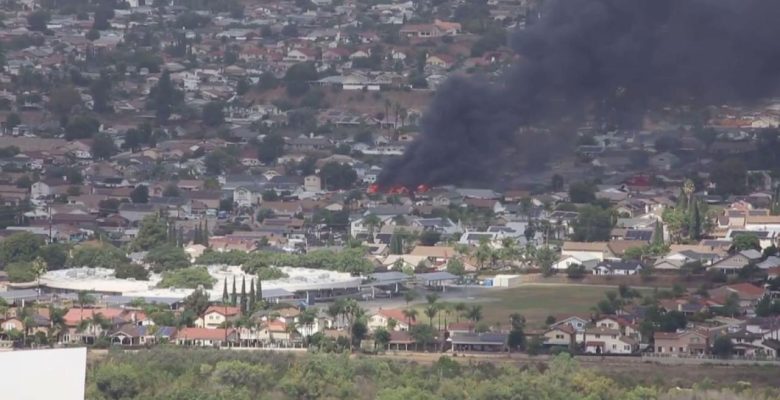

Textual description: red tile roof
[63,308,126,326]
[377,309,416,325]
[203,306,241,317]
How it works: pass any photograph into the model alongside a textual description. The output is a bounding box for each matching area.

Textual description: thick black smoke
[379,0,780,187]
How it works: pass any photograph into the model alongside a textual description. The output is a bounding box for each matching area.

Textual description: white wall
[0,347,86,400]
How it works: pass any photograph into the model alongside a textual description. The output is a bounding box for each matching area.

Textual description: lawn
[474,284,651,328]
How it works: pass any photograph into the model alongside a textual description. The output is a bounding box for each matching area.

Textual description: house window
[555,334,563,339]
[595,334,601,339]
[679,347,684,352]
[657,346,662,352]
[612,344,616,349]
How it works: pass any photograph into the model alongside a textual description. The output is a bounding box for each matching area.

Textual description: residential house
[194,306,241,329]
[581,327,638,355]
[653,330,709,355]
[175,327,237,347]
[708,283,766,315]
[708,250,762,274]
[409,246,457,267]
[109,325,177,346]
[550,315,591,333]
[543,324,577,348]
[368,309,414,332]
[233,185,264,208]
[592,259,644,276]
[561,241,611,262]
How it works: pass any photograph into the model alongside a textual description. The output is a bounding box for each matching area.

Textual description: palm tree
[500,238,519,269]
[424,305,438,328]
[31,257,47,294]
[363,213,381,238]
[383,98,392,124]
[475,239,493,271]
[402,308,418,329]
[466,305,482,322]
[327,300,344,330]
[454,302,466,323]
[509,313,525,330]
[76,291,95,323]
[435,302,451,331]
[298,308,316,339]
[425,293,439,306]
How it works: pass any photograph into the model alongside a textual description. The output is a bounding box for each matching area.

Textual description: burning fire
[366,184,430,194]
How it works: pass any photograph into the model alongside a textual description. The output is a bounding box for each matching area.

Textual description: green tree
[231,276,237,306]
[283,62,317,97]
[68,244,130,269]
[90,71,112,113]
[571,205,613,242]
[39,243,69,269]
[27,10,50,32]
[48,86,82,120]
[711,336,733,358]
[202,101,225,126]
[248,278,256,311]
[131,215,169,251]
[446,258,465,277]
[148,70,183,123]
[158,267,216,288]
[535,246,558,276]
[130,185,149,203]
[374,327,391,349]
[239,276,247,313]
[6,262,35,282]
[389,234,404,255]
[5,112,21,129]
[565,263,586,279]
[182,288,211,316]
[688,200,702,241]
[145,244,191,272]
[319,162,357,190]
[64,115,99,140]
[93,363,144,399]
[0,232,44,265]
[91,133,117,160]
[652,221,664,246]
[257,134,285,164]
[730,234,761,253]
[114,263,149,280]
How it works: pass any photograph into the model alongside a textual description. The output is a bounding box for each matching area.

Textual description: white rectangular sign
[0,347,87,400]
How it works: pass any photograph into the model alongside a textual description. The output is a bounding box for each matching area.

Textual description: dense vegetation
[87,349,776,400]
[196,247,374,276]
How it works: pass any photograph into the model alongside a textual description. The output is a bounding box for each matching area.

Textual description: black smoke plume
[378,0,780,187]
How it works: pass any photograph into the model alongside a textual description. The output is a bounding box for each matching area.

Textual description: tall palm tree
[424,305,438,328]
[466,305,482,322]
[327,300,344,330]
[454,302,466,323]
[363,213,381,238]
[31,257,47,294]
[438,302,452,331]
[298,308,316,339]
[76,291,95,323]
[402,308,417,329]
[475,239,493,272]
[500,238,519,269]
